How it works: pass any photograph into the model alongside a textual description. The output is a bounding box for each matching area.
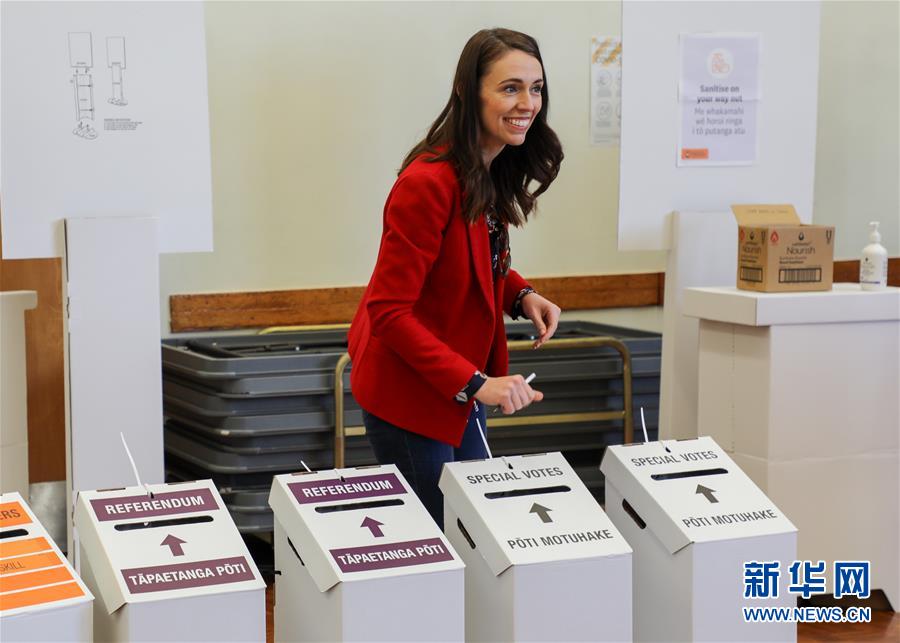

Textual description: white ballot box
[601,437,797,642]
[269,465,464,642]
[74,480,265,642]
[1,493,93,641]
[439,452,632,642]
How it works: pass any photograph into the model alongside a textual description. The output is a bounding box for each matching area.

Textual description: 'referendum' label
[289,473,406,505]
[90,488,219,522]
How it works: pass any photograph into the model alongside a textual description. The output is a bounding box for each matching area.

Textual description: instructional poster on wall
[0,2,212,259]
[678,33,760,166]
[590,36,621,147]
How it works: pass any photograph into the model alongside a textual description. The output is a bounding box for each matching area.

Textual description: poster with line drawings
[69,33,131,140]
[1,2,212,259]
[590,36,621,147]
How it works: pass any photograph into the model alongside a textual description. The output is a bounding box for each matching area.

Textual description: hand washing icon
[710,53,730,74]
[707,48,734,79]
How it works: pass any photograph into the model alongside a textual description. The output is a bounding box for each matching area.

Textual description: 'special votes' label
[289,473,406,505]
[90,489,219,522]
[629,450,719,468]
[121,556,255,594]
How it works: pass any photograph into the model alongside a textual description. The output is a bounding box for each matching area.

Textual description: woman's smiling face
[478,49,544,165]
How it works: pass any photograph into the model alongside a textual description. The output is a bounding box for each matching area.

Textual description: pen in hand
[493,372,537,414]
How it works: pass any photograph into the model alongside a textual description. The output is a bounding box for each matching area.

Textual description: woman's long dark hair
[400,28,563,227]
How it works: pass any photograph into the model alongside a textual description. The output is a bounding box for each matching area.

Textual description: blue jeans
[362,403,489,529]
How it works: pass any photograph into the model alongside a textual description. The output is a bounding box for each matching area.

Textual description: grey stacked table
[162,321,662,533]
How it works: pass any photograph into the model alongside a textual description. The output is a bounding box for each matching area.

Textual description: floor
[265,584,899,642]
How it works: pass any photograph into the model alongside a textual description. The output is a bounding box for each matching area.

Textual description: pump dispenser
[860,221,888,290]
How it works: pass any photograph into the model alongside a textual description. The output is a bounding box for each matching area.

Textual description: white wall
[159,1,899,335]
[814,0,899,258]
[159,1,662,334]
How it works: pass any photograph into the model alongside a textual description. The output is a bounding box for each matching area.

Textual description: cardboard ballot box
[732,204,834,292]
[74,480,265,642]
[439,452,632,642]
[269,465,464,642]
[0,493,93,642]
[601,437,797,642]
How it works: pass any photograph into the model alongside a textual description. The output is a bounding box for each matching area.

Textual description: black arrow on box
[696,485,719,504]
[530,503,553,523]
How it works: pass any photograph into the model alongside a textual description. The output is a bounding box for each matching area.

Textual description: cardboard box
[0,492,93,642]
[732,204,834,292]
[439,452,632,642]
[74,480,265,642]
[601,437,797,642]
[269,465,464,642]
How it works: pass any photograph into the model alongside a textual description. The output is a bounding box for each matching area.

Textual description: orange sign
[0,582,84,611]
[0,534,84,612]
[0,551,62,577]
[0,495,89,614]
[681,148,710,160]
[1,566,73,593]
[0,537,50,559]
[0,502,30,528]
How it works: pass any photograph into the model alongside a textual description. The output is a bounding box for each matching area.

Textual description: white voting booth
[269,465,464,642]
[602,437,796,642]
[73,480,265,642]
[65,217,165,500]
[0,2,213,551]
[0,492,93,642]
[440,452,632,642]
[660,211,737,440]
[0,291,37,497]
[618,1,822,440]
[684,285,900,608]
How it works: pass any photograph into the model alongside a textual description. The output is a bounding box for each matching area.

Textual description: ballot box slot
[456,519,476,550]
[287,536,305,566]
[650,468,728,481]
[113,515,214,531]
[0,528,29,539]
[622,499,646,530]
[314,498,404,514]
[483,485,571,499]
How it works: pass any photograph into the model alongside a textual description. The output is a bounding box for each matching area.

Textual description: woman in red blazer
[348,28,564,526]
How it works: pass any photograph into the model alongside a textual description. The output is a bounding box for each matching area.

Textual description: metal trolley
[331,336,634,468]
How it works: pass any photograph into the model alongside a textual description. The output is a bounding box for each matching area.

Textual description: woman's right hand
[474,375,543,415]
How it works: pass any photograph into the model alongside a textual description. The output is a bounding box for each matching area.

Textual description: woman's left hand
[521,292,561,349]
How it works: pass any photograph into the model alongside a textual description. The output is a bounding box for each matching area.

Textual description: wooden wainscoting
[0,253,67,483]
[169,261,899,333]
[834,258,900,285]
[169,273,667,332]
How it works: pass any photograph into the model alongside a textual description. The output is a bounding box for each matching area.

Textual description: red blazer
[348,155,530,446]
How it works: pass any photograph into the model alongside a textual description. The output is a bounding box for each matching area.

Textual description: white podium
[684,284,900,608]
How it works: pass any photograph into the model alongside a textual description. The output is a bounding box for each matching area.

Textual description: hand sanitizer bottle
[860,221,888,291]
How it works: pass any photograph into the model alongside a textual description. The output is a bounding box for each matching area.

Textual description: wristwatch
[455,370,488,404]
